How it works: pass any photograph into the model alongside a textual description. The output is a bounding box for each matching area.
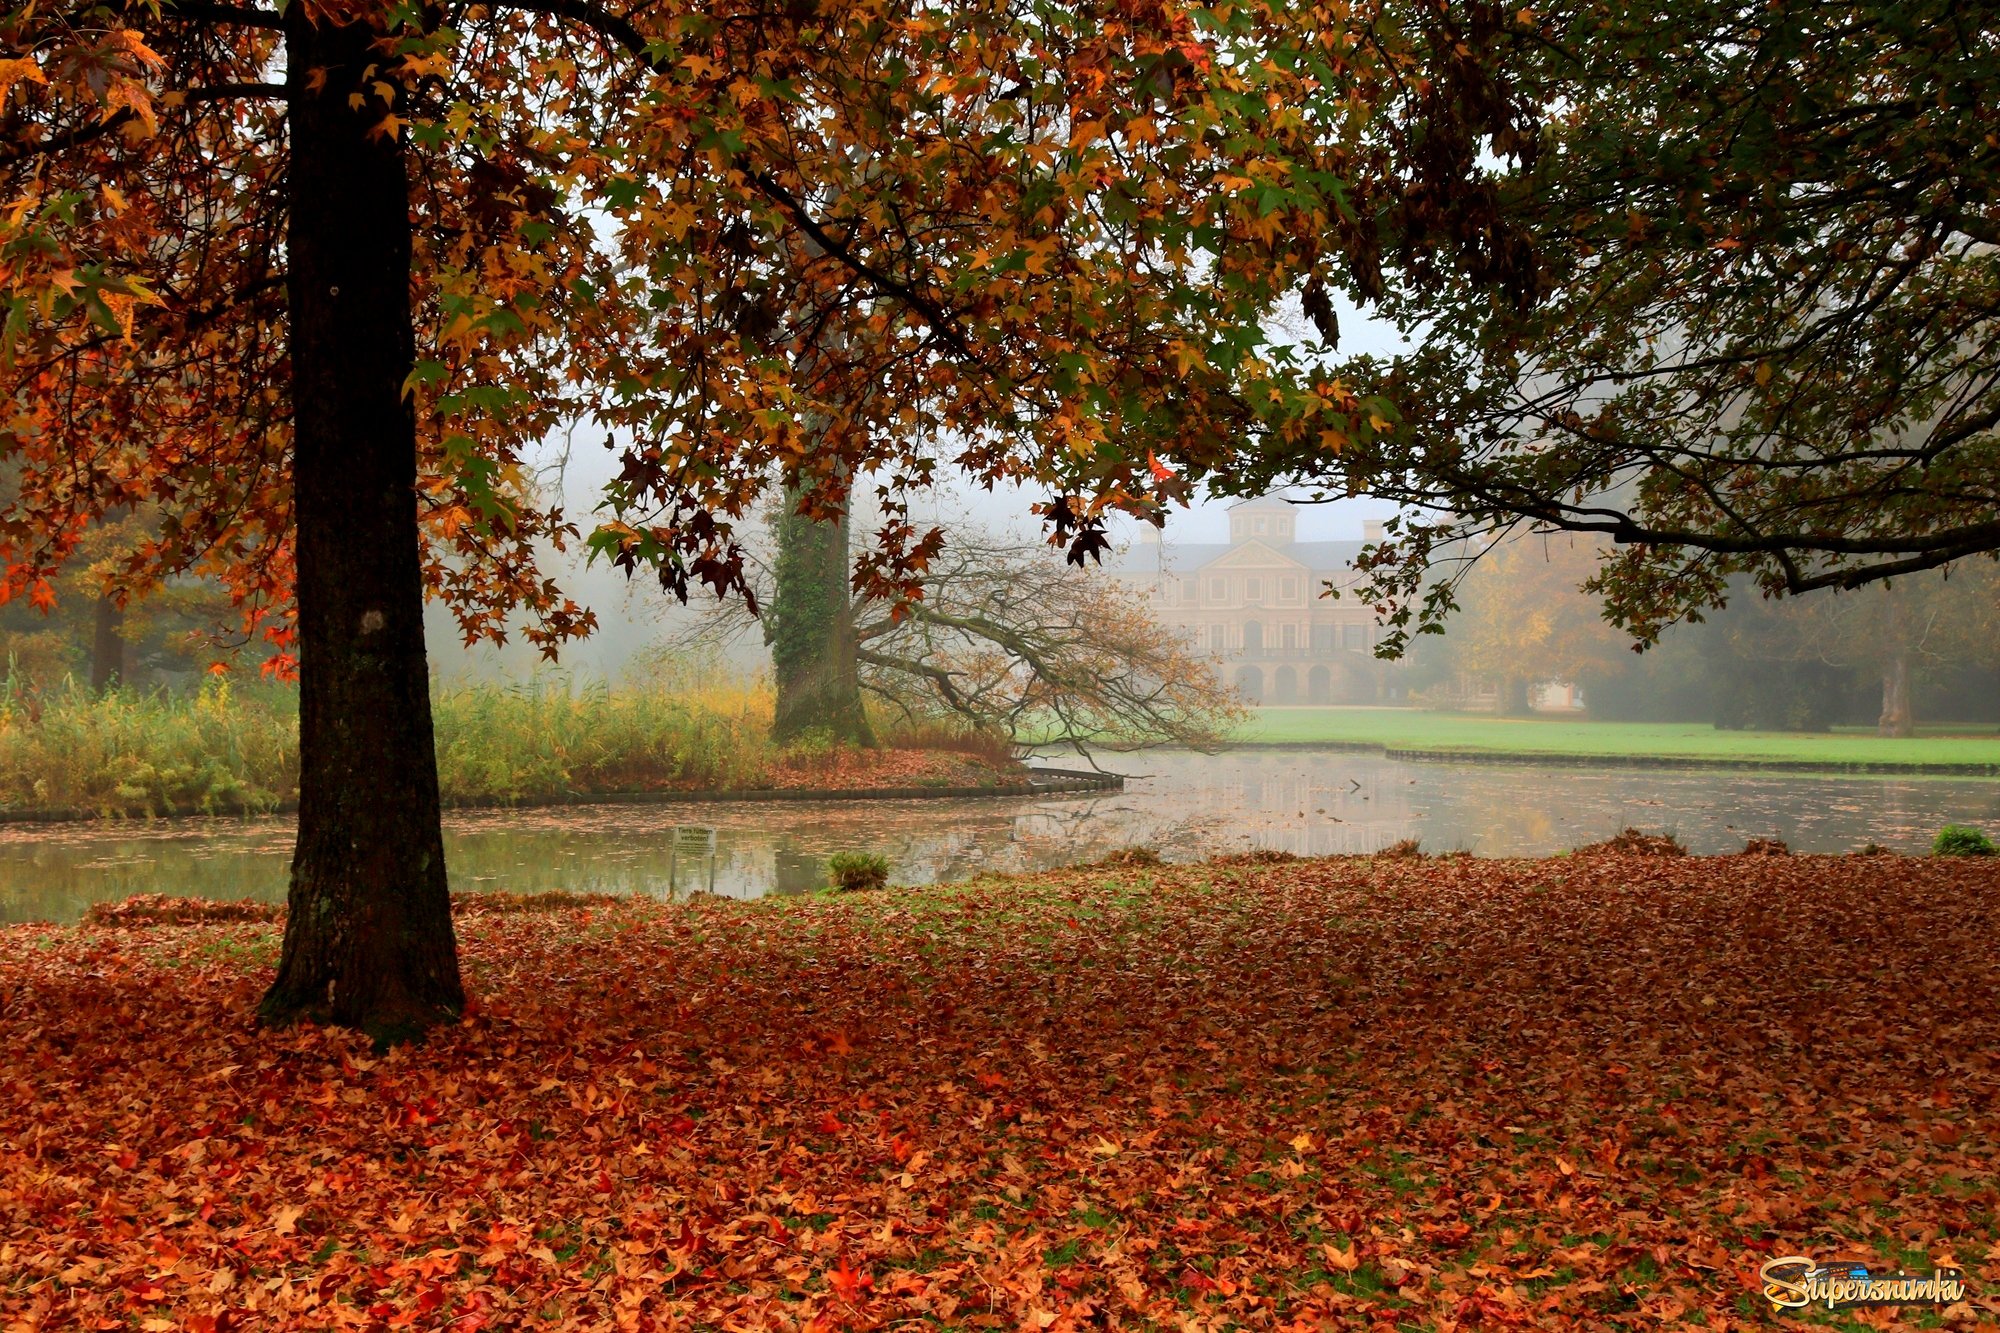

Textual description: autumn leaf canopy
[0,0,1534,651]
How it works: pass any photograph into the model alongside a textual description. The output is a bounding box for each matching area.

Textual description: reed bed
[430,674,773,803]
[0,675,296,817]
[0,671,782,817]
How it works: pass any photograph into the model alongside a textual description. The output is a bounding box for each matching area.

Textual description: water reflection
[3,749,1997,923]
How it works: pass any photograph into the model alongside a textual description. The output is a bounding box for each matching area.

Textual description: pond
[4,748,1997,923]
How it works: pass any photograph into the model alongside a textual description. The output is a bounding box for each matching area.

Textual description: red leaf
[828,1256,873,1304]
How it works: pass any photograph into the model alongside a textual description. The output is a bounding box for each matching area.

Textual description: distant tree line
[1580,578,2000,733]
[1403,536,2000,734]
[0,494,234,694]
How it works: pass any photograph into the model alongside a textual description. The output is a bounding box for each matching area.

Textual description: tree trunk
[1878,585,1914,738]
[259,10,462,1044]
[1499,675,1533,716]
[767,488,873,746]
[89,595,123,693]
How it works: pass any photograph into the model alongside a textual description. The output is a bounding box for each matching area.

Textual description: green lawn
[1238,706,2000,768]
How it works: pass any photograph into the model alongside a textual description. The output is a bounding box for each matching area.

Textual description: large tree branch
[494,0,980,362]
[158,2,285,28]
[182,82,291,102]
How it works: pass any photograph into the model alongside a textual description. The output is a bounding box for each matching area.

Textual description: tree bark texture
[89,595,123,693]
[1878,585,1914,738]
[767,488,873,746]
[259,10,463,1043]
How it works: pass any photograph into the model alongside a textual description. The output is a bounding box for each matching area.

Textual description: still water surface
[4,748,1997,923]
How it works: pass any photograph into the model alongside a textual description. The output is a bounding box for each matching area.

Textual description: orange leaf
[828,1256,873,1304]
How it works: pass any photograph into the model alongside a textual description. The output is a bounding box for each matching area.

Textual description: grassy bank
[1241,705,2000,768]
[0,675,1018,818]
[7,853,1998,1329]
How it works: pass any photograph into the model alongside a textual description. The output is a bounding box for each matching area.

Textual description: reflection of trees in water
[17,758,2000,921]
[715,773,2000,884]
[1004,796,1235,863]
[772,849,822,896]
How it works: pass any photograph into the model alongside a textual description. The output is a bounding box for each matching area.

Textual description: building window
[1344,623,1366,650]
[1253,517,1267,534]
[1313,625,1336,655]
[1182,577,1198,603]
[1162,581,1177,606]
[1281,624,1297,651]
[1245,577,1262,604]
[1209,577,1225,602]
[1280,577,1297,601]
[1210,624,1227,652]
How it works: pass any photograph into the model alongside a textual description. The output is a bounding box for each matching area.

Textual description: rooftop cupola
[1228,495,1296,545]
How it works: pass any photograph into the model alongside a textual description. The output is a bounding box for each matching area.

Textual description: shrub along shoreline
[0,675,1036,821]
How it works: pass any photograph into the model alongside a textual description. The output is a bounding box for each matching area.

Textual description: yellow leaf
[1321,1242,1359,1272]
[112,31,164,68]
[270,1204,305,1235]
[0,57,46,103]
[1086,1135,1121,1157]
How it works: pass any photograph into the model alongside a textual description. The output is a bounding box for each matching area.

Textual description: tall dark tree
[257,9,460,1037]
[3,0,604,1040]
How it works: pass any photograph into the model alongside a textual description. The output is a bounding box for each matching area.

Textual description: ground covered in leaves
[4,854,1999,1331]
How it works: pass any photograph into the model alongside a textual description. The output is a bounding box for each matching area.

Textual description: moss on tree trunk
[766,488,872,746]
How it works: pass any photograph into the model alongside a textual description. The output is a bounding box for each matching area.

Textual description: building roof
[1102,539,1367,576]
[1225,491,1303,510]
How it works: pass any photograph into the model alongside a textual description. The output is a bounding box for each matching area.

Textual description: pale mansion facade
[1104,495,1404,705]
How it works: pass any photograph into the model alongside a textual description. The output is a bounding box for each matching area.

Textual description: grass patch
[1238,706,2000,767]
